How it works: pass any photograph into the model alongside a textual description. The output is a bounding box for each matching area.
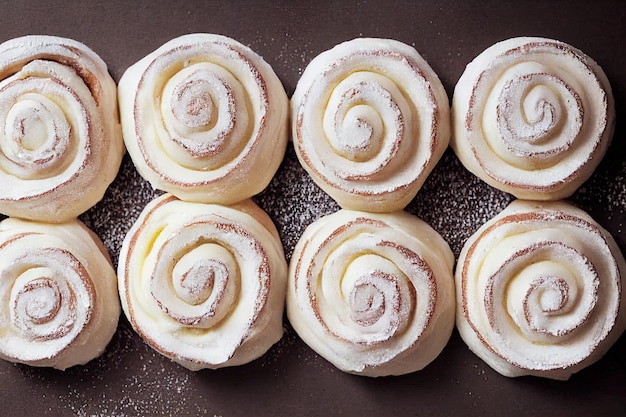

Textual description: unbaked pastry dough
[451,37,614,200]
[0,217,120,370]
[0,35,124,222]
[292,38,450,212]
[118,194,288,370]
[118,33,288,205]
[287,209,455,377]
[456,199,626,379]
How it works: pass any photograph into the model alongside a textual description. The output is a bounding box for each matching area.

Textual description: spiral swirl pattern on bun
[0,218,120,370]
[118,33,288,205]
[456,200,626,379]
[451,37,614,200]
[287,209,455,377]
[292,38,450,212]
[0,35,124,222]
[118,194,288,370]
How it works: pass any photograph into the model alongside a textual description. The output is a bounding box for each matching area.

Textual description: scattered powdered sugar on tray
[248,30,314,96]
[80,154,163,270]
[50,321,210,416]
[406,150,514,256]
[256,145,340,261]
[572,155,626,247]
[255,147,517,262]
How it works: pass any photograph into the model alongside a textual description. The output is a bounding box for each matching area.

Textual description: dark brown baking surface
[1,1,625,416]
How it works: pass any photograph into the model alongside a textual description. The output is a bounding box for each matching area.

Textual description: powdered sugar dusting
[0,23,623,417]
[256,144,340,261]
[248,30,315,96]
[39,132,620,414]
[406,150,514,256]
[80,154,163,269]
[21,321,209,416]
[572,156,626,247]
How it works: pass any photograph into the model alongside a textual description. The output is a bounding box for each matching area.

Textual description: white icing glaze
[456,200,626,380]
[292,38,450,212]
[118,33,288,205]
[451,37,615,200]
[0,35,124,222]
[287,209,455,377]
[0,218,120,370]
[118,194,288,370]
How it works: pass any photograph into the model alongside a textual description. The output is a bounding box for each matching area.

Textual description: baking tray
[0,1,624,415]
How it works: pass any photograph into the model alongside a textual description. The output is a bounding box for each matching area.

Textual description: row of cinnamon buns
[0,34,621,381]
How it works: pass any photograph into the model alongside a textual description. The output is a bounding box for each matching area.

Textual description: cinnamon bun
[287,209,455,376]
[0,217,120,369]
[456,200,626,379]
[292,38,450,212]
[451,37,614,200]
[118,33,288,205]
[0,35,124,222]
[118,194,288,370]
